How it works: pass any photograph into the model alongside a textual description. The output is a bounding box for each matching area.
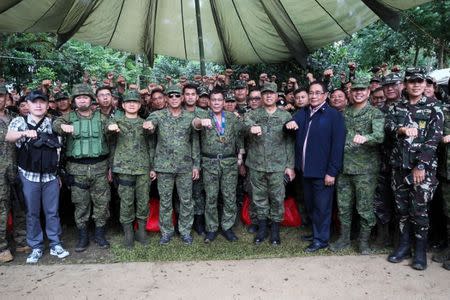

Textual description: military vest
[66,111,109,158]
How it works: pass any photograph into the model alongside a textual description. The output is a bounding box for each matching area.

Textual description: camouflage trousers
[249,169,285,222]
[70,171,111,229]
[336,173,377,232]
[116,173,150,225]
[0,172,10,251]
[192,175,205,215]
[157,172,193,236]
[373,171,395,225]
[202,158,238,232]
[391,168,438,239]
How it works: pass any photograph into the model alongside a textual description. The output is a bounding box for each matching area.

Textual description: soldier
[385,68,444,270]
[432,100,450,270]
[96,85,123,118]
[234,80,250,115]
[330,78,385,254]
[53,84,111,252]
[244,82,295,245]
[247,88,262,111]
[107,90,151,248]
[6,90,69,264]
[182,83,206,235]
[193,89,244,243]
[197,86,210,109]
[329,88,348,113]
[373,73,403,247]
[54,91,72,116]
[224,93,238,114]
[143,84,200,245]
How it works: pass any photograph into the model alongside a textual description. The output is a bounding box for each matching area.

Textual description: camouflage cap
[351,77,370,89]
[224,91,235,102]
[54,91,70,101]
[370,76,381,83]
[404,67,426,81]
[71,83,95,100]
[0,84,7,94]
[26,90,48,102]
[166,84,182,95]
[261,82,277,93]
[122,90,141,102]
[381,73,402,86]
[234,80,247,89]
[198,85,210,97]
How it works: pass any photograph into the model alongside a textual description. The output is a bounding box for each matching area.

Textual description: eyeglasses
[308,92,325,96]
[249,97,261,101]
[168,94,181,98]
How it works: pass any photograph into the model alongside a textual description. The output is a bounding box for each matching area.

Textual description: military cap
[54,91,70,101]
[166,84,182,95]
[370,76,381,83]
[381,73,402,86]
[122,90,141,102]
[404,67,426,81]
[351,77,370,89]
[234,80,247,89]
[26,90,48,102]
[224,91,235,102]
[198,85,210,97]
[261,82,278,93]
[0,84,7,94]
[71,83,95,100]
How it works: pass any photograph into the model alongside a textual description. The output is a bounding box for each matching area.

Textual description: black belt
[202,153,235,160]
[67,155,108,165]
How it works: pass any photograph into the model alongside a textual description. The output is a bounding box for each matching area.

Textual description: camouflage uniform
[146,109,199,236]
[337,102,385,235]
[196,109,243,232]
[244,107,295,222]
[191,107,206,217]
[385,95,443,240]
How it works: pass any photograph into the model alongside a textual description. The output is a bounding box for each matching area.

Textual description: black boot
[122,223,134,249]
[254,219,267,245]
[388,223,411,263]
[193,214,206,236]
[75,227,89,252]
[94,226,110,249]
[373,222,390,248]
[359,230,372,255]
[270,222,281,245]
[412,235,428,271]
[247,224,258,234]
[135,220,149,245]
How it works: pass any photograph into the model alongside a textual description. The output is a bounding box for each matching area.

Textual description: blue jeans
[20,173,62,250]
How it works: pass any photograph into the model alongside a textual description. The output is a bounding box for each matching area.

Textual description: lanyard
[211,111,226,136]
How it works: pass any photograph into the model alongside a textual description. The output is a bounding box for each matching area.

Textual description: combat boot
[193,214,206,236]
[94,226,110,249]
[270,222,281,245]
[135,220,149,245]
[412,236,427,271]
[373,222,390,248]
[0,249,13,263]
[75,227,89,252]
[388,224,411,263]
[122,223,134,249]
[254,219,267,245]
[359,230,372,255]
[443,259,450,270]
[330,225,351,252]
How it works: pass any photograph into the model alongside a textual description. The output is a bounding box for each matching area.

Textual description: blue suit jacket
[291,102,346,178]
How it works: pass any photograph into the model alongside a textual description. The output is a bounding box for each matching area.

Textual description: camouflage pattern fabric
[117,174,149,224]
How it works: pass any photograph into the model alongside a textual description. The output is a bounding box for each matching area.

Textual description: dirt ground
[1,255,449,299]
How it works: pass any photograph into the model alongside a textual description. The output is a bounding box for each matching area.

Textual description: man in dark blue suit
[285,81,345,252]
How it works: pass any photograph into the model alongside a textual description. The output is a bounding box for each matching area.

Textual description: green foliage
[31,66,56,89]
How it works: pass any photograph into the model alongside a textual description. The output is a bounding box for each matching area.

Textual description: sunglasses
[168,94,181,98]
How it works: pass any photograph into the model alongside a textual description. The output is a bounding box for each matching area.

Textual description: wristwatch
[416,164,425,170]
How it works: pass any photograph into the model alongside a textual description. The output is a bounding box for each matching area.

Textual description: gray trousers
[20,173,62,250]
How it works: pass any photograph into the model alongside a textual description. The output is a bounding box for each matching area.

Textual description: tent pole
[194,0,206,75]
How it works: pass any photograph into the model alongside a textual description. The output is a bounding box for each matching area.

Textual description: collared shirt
[8,114,57,182]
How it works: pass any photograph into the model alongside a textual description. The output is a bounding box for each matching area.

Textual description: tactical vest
[66,111,109,158]
[17,117,60,173]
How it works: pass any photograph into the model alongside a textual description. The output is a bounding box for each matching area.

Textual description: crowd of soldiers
[0,64,449,272]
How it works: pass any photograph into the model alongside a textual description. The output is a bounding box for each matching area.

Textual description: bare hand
[23,130,38,139]
[150,171,157,181]
[61,124,74,134]
[324,174,335,186]
[442,135,450,143]
[250,126,262,136]
[285,168,296,181]
[143,121,155,131]
[401,127,418,137]
[201,119,212,128]
[412,168,425,185]
[239,164,247,177]
[285,121,299,130]
[108,123,120,132]
[353,134,367,144]
[323,69,334,77]
[192,168,200,180]
[107,168,113,183]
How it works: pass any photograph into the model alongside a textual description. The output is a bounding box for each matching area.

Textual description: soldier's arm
[52,113,71,135]
[417,106,444,167]
[147,134,155,171]
[243,110,257,132]
[364,110,385,146]
[191,128,201,171]
[283,114,295,169]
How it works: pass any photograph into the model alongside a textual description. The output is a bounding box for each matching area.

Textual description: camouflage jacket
[0,109,17,172]
[438,103,450,179]
[147,108,200,173]
[343,103,385,174]
[106,115,153,175]
[243,107,295,172]
[195,109,244,159]
[385,95,444,171]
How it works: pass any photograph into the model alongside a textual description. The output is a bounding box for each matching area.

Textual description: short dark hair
[150,88,165,98]
[182,83,198,95]
[248,87,260,94]
[372,87,384,94]
[209,87,224,98]
[293,88,307,96]
[309,81,327,93]
[95,85,112,96]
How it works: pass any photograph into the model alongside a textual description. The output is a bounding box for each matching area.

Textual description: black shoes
[94,226,110,249]
[305,242,328,253]
[247,224,258,234]
[204,231,218,243]
[159,232,174,245]
[254,220,268,245]
[222,229,238,242]
[270,222,281,245]
[181,234,193,245]
[75,228,89,252]
[193,215,206,236]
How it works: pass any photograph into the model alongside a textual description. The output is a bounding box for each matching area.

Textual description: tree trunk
[437,41,444,69]
[413,45,420,66]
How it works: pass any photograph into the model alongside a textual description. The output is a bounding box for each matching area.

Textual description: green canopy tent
[0,0,430,74]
